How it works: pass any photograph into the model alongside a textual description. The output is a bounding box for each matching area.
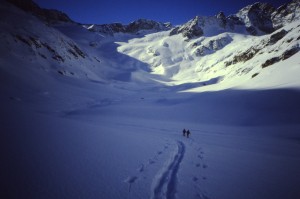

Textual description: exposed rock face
[281,46,300,60]
[226,15,245,30]
[171,0,300,38]
[216,12,227,28]
[126,19,171,33]
[6,0,74,23]
[87,23,126,35]
[223,22,299,69]
[267,29,288,46]
[12,0,297,40]
[261,57,280,68]
[13,34,86,63]
[192,35,232,57]
[169,13,250,39]
[225,47,261,66]
[170,16,204,39]
[272,0,300,29]
[236,2,275,35]
[42,9,73,23]
[261,46,300,68]
[88,19,171,35]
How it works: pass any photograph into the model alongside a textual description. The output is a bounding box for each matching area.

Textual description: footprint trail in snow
[124,142,171,193]
[124,136,209,199]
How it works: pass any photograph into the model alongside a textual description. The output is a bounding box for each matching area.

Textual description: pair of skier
[182,129,191,138]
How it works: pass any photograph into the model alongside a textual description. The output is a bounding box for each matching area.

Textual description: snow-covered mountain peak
[169,11,249,39]
[271,0,300,29]
[169,16,204,39]
[216,11,226,26]
[126,19,172,33]
[118,18,300,90]
[169,0,300,39]
[235,2,275,34]
[86,19,172,36]
[2,0,300,89]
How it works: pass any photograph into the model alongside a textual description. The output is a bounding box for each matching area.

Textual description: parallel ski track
[151,141,185,199]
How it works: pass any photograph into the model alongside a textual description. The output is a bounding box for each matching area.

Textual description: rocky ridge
[170,0,300,38]
[86,19,172,35]
[3,0,300,83]
[7,0,300,39]
[6,0,74,24]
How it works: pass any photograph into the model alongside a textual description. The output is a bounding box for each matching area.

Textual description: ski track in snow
[124,133,209,199]
[151,141,185,199]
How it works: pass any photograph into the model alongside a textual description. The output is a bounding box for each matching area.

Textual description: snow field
[1,2,300,199]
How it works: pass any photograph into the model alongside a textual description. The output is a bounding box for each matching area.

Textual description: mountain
[1,0,300,94]
[86,19,172,35]
[272,0,300,29]
[6,0,74,23]
[170,1,300,38]
[1,1,300,199]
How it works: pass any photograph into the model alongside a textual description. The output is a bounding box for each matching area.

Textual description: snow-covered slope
[170,0,300,38]
[118,20,300,91]
[1,0,300,199]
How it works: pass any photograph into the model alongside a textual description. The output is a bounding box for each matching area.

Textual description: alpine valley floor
[1,1,300,199]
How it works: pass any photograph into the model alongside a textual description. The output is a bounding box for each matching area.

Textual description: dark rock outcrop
[88,19,171,35]
[261,46,299,68]
[225,47,260,66]
[216,12,227,28]
[262,57,280,68]
[244,3,275,34]
[87,23,126,35]
[169,2,276,38]
[272,0,300,29]
[267,29,288,46]
[126,19,171,33]
[6,0,74,23]
[193,36,232,57]
[171,0,300,39]
[281,46,300,60]
[170,16,204,39]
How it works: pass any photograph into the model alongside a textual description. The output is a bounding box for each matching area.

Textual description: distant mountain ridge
[171,0,300,38]
[86,19,172,35]
[82,0,300,37]
[6,0,300,37]
[1,0,300,86]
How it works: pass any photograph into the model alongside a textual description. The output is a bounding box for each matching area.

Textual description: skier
[182,129,186,137]
[186,130,191,138]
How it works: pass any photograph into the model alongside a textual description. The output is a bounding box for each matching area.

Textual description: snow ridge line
[151,141,185,199]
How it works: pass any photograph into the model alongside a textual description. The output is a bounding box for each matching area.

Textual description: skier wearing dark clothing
[183,129,186,137]
[186,130,191,138]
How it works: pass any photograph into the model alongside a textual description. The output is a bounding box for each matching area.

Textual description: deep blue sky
[34,0,291,25]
